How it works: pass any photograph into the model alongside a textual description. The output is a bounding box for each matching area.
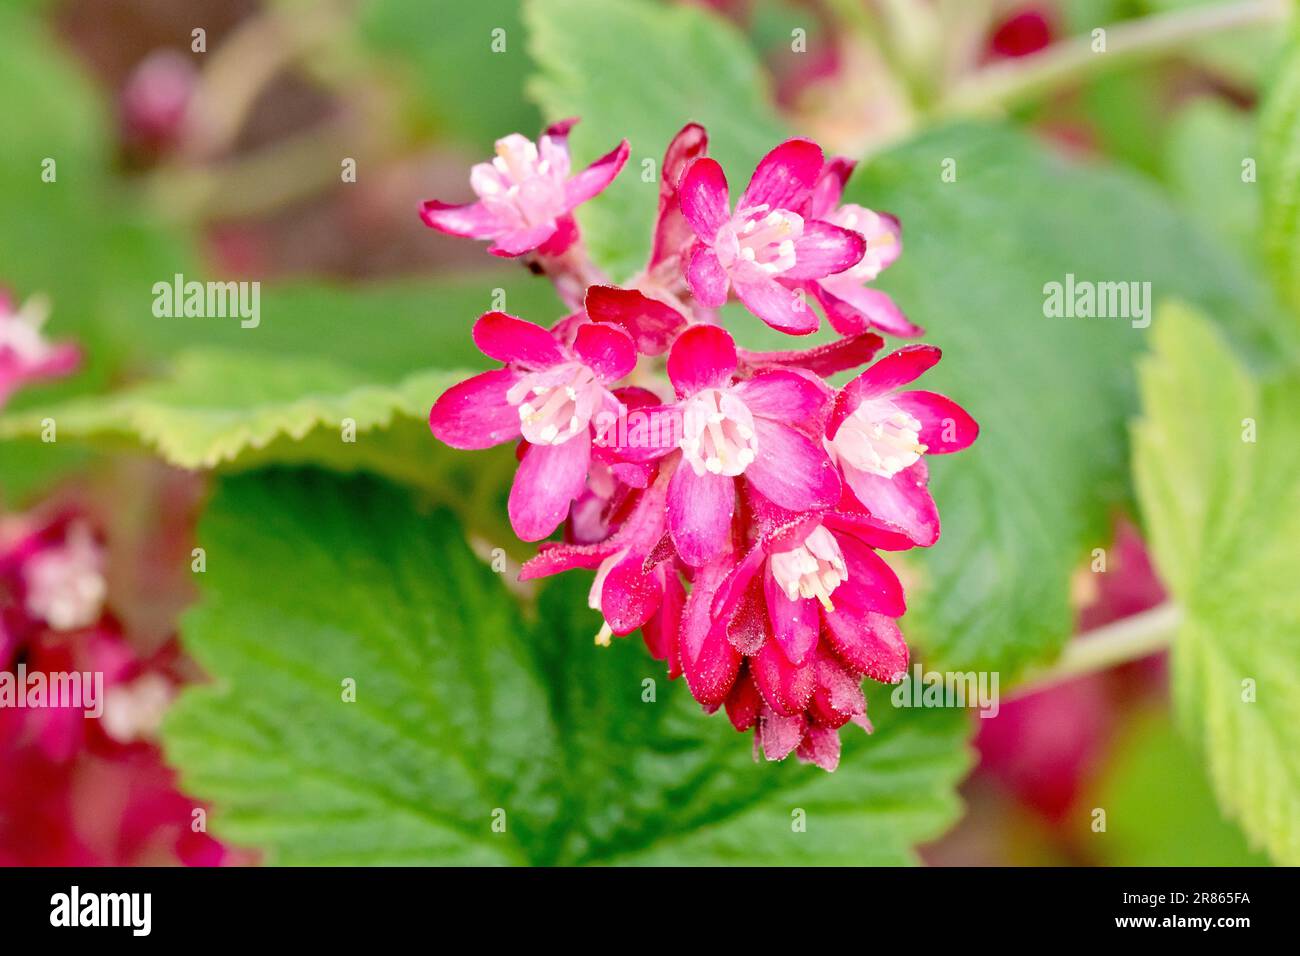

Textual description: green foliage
[0,349,454,472]
[1164,99,1258,256]
[1083,708,1269,866]
[1259,26,1300,318]
[1133,303,1300,865]
[844,122,1277,678]
[163,469,971,865]
[130,274,563,380]
[357,0,539,150]
[0,5,200,395]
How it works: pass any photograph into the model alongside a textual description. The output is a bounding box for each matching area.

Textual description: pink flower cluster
[423,122,977,770]
[0,509,235,865]
[0,292,234,864]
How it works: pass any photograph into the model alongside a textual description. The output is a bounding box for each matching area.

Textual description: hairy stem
[1009,602,1183,698]
[941,0,1291,116]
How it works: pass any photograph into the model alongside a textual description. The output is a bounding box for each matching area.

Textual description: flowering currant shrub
[424,121,978,772]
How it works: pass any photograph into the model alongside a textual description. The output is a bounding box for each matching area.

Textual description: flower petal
[816,282,923,338]
[487,222,559,257]
[828,344,942,437]
[666,323,737,396]
[733,273,819,334]
[796,723,842,771]
[841,459,940,547]
[564,139,630,207]
[679,157,731,238]
[745,419,840,511]
[782,221,866,280]
[418,199,501,239]
[472,311,565,368]
[823,605,909,683]
[605,403,681,463]
[584,285,687,356]
[733,369,831,428]
[724,576,770,655]
[737,332,884,378]
[739,138,823,212]
[572,321,636,383]
[724,669,763,731]
[686,243,730,307]
[429,368,524,449]
[809,653,866,728]
[679,558,742,705]
[519,540,609,579]
[759,706,807,761]
[542,116,579,142]
[507,431,591,541]
[807,156,855,219]
[601,552,663,635]
[891,390,979,454]
[763,570,819,666]
[833,529,906,616]
[642,566,685,667]
[668,462,735,566]
[650,123,710,269]
[709,539,769,621]
[752,639,816,716]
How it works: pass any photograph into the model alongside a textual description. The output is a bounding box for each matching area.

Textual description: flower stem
[940,0,1291,116]
[1009,602,1183,699]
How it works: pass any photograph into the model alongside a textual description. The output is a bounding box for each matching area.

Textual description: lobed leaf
[163,469,971,865]
[1133,303,1300,865]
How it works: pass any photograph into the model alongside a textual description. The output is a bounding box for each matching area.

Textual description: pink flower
[0,291,80,409]
[679,139,866,333]
[1,514,106,655]
[520,470,680,651]
[20,520,107,632]
[704,513,912,770]
[826,345,978,546]
[429,311,637,541]
[420,119,630,258]
[612,324,842,566]
[645,123,710,282]
[796,157,921,338]
[584,285,686,357]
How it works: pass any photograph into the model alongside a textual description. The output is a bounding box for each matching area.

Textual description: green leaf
[1081,708,1269,866]
[0,4,210,403]
[0,350,461,483]
[128,274,563,380]
[1164,98,1258,257]
[841,122,1283,679]
[357,0,539,150]
[526,0,787,279]
[1259,26,1300,318]
[1133,303,1300,865]
[164,469,970,865]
